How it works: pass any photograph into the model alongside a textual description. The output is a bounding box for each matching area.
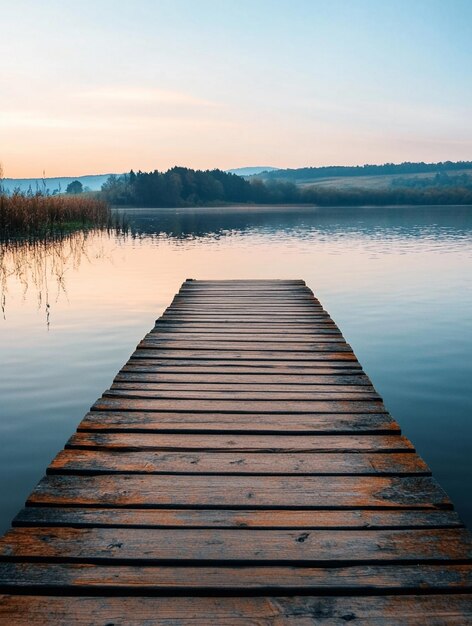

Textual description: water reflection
[0,223,133,326]
[0,205,471,533]
[2,235,70,324]
[120,205,472,247]
[2,206,471,322]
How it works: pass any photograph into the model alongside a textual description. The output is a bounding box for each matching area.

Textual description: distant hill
[0,173,115,194]
[226,166,279,176]
[251,161,472,190]
[1,169,277,193]
[4,161,472,196]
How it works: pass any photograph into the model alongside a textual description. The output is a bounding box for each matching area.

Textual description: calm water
[1,205,471,532]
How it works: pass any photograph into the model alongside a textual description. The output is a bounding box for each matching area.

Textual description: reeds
[0,191,116,240]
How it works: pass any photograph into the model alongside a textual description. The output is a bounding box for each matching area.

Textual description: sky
[0,0,471,177]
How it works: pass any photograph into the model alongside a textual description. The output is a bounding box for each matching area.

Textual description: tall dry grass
[0,191,115,240]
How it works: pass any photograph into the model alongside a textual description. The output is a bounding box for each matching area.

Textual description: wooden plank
[180,282,308,285]
[166,305,326,311]
[179,286,310,291]
[1,594,471,624]
[67,432,411,452]
[110,382,377,394]
[113,373,373,385]
[175,296,319,302]
[169,297,321,302]
[169,294,317,300]
[13,507,464,530]
[176,287,315,292]
[131,349,357,361]
[150,331,344,339]
[165,308,324,313]
[163,301,329,310]
[181,279,307,284]
[154,329,342,336]
[172,293,318,298]
[171,298,320,304]
[121,361,363,372]
[104,388,381,401]
[177,295,318,300]
[139,339,353,351]
[162,308,328,313]
[146,335,346,345]
[26,474,449,509]
[179,283,309,287]
[161,314,332,320]
[177,284,308,288]
[178,293,316,297]
[155,321,338,329]
[48,450,429,476]
[181,284,308,287]
[151,330,343,338]
[1,278,470,617]
[175,287,314,292]
[175,300,321,304]
[178,283,311,288]
[78,411,399,434]
[161,316,332,321]
[179,287,312,292]
[1,527,469,563]
[182,286,309,290]
[156,325,338,331]
[176,287,314,292]
[139,339,351,350]
[182,278,306,282]
[160,312,331,318]
[1,562,471,593]
[92,396,385,414]
[184,294,310,298]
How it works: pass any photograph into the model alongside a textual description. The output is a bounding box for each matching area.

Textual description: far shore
[112,203,472,212]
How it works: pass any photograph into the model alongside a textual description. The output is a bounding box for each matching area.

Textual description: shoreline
[113,203,472,212]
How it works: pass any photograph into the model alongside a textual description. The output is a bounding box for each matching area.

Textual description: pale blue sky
[1,0,471,176]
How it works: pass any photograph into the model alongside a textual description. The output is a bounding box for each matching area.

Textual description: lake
[0,205,471,533]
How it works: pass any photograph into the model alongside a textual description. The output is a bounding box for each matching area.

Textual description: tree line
[257,160,472,182]
[100,167,472,207]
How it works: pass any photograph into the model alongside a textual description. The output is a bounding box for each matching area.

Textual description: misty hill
[227,166,279,176]
[253,161,472,189]
[1,173,115,195]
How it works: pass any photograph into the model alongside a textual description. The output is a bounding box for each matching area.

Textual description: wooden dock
[0,279,471,624]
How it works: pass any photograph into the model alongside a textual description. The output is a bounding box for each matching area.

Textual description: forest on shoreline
[100,166,472,207]
[2,162,472,239]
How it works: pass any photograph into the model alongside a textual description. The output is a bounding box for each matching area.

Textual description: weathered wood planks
[12,507,464,530]
[27,474,449,508]
[0,278,470,623]
[65,432,413,451]
[1,562,471,593]
[1,594,471,625]
[48,450,430,475]
[77,410,398,433]
[1,527,470,563]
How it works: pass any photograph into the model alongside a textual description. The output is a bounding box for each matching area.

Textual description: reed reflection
[0,229,124,327]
